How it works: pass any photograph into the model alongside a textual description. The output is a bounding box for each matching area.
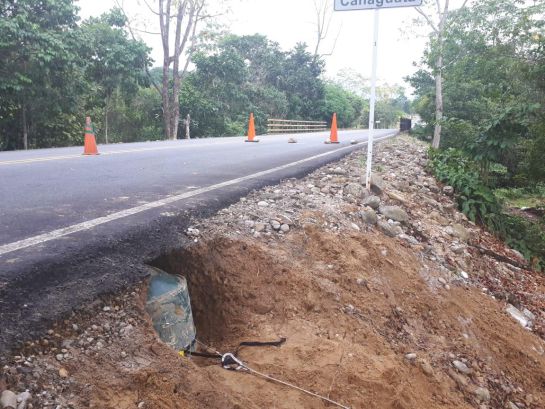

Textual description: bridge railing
[267,119,328,134]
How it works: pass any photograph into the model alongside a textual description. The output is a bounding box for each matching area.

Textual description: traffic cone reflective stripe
[83,116,99,155]
[245,113,259,143]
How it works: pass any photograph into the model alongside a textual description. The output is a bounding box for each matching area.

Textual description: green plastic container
[146,267,196,351]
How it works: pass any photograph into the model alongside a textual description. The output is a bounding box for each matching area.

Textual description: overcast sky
[77,0,434,91]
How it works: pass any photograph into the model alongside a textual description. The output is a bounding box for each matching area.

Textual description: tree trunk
[185,114,191,139]
[104,95,110,144]
[433,53,443,149]
[22,102,28,150]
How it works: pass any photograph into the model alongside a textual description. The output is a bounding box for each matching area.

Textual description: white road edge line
[0,133,395,256]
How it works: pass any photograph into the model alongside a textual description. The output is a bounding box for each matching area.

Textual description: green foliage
[0,6,408,148]
[487,213,545,271]
[321,82,364,128]
[429,147,545,270]
[429,148,502,223]
[0,1,152,149]
[408,0,545,187]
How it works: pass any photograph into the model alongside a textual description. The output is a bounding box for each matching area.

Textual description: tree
[80,9,151,143]
[312,0,341,58]
[147,0,207,140]
[0,0,81,150]
[414,0,470,148]
[409,0,545,184]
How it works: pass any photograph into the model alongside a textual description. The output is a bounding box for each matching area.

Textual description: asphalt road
[0,129,396,355]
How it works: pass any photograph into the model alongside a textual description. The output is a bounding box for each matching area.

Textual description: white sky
[77,0,434,91]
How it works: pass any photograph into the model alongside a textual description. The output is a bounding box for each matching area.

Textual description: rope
[223,353,351,409]
[186,339,351,409]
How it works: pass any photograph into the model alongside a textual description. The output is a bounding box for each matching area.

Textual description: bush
[428,148,544,270]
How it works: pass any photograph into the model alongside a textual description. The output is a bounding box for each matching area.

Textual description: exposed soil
[2,136,544,409]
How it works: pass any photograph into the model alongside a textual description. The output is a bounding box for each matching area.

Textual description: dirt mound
[4,228,542,409]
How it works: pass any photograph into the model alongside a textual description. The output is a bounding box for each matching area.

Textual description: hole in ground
[150,238,284,350]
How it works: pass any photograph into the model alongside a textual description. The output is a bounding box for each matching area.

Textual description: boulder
[370,174,385,195]
[360,209,378,225]
[379,206,409,223]
[377,220,402,237]
[451,223,470,242]
[363,195,381,210]
[344,183,367,200]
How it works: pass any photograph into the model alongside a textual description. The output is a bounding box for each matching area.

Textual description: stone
[420,360,434,376]
[377,220,402,237]
[344,183,366,199]
[507,402,520,409]
[370,174,385,195]
[255,223,267,233]
[288,138,297,144]
[360,209,378,225]
[448,368,469,387]
[56,354,64,361]
[429,211,449,226]
[187,228,200,237]
[280,224,290,233]
[331,167,347,175]
[387,191,407,204]
[474,387,491,402]
[16,391,31,409]
[379,206,409,223]
[399,234,419,245]
[350,140,358,145]
[103,306,111,312]
[451,224,470,242]
[405,353,417,361]
[443,186,455,196]
[257,201,269,207]
[363,195,381,209]
[506,304,530,328]
[59,368,69,378]
[523,308,536,321]
[270,220,281,231]
[452,360,471,375]
[460,271,469,280]
[0,390,17,409]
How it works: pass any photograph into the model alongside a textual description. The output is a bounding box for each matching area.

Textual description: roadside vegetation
[409,0,545,269]
[0,0,409,151]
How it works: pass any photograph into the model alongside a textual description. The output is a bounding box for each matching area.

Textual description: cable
[189,339,351,409]
[224,353,351,409]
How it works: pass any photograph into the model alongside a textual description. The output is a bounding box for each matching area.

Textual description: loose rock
[0,391,17,409]
[452,360,471,375]
[379,206,409,223]
[363,195,381,210]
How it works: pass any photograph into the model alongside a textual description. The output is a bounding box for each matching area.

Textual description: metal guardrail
[267,119,328,134]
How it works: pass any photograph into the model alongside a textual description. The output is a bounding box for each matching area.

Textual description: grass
[494,185,545,209]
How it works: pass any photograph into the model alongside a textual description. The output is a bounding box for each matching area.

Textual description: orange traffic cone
[326,113,340,144]
[245,113,259,143]
[83,117,99,155]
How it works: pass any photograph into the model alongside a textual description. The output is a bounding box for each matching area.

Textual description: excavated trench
[149,238,283,351]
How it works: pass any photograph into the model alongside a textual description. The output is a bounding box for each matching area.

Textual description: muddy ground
[1,136,544,409]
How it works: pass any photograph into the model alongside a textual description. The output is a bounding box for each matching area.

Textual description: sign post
[334,0,423,190]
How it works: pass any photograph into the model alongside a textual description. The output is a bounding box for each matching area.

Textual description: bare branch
[415,7,439,33]
[141,0,161,16]
[114,0,162,94]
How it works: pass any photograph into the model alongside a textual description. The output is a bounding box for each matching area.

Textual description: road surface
[0,129,396,354]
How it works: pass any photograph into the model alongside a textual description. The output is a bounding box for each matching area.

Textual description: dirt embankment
[1,136,544,409]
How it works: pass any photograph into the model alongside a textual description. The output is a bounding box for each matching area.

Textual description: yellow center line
[0,130,370,167]
[0,139,242,166]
